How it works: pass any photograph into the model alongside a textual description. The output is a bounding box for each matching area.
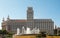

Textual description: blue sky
[0,0,60,29]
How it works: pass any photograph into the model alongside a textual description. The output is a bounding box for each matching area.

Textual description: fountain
[26,27,31,34]
[16,27,40,35]
[17,28,20,35]
[37,28,40,33]
[22,26,25,34]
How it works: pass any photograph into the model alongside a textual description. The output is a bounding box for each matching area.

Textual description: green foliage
[0,30,13,38]
[36,34,41,38]
[0,30,8,35]
[0,30,2,34]
[41,32,46,37]
[54,29,57,35]
[36,32,46,38]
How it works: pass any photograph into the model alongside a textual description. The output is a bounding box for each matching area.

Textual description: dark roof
[10,19,27,22]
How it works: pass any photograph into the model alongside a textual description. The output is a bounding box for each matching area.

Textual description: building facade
[2,7,54,35]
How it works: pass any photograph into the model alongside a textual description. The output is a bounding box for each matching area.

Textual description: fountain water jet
[26,27,31,34]
[17,28,20,35]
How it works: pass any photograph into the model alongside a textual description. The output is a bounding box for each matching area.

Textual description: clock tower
[27,7,34,20]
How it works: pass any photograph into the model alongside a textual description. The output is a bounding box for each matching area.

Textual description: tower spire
[2,17,5,21]
[7,15,10,20]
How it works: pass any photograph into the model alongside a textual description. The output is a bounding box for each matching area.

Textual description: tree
[0,30,13,38]
[41,32,46,37]
[0,30,2,34]
[2,30,8,38]
[54,29,57,35]
[0,30,9,38]
[36,34,41,38]
[36,32,46,38]
[58,30,60,35]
